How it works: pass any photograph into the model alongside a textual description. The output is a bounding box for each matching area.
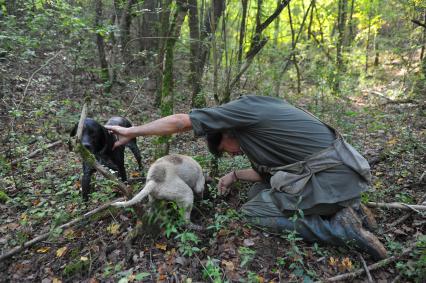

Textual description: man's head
[206,131,242,157]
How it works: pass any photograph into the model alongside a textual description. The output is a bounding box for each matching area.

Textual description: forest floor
[0,52,425,282]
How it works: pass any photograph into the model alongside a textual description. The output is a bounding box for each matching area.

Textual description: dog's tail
[111,180,156,208]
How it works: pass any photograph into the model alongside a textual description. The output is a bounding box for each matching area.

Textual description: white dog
[112,154,205,226]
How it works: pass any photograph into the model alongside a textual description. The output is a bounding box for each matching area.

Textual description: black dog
[70,117,142,201]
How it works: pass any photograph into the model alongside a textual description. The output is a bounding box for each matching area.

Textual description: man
[106,95,387,260]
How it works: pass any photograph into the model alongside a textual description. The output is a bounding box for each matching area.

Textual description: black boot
[245,207,387,260]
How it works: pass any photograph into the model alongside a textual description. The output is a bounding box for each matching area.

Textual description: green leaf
[135,272,151,280]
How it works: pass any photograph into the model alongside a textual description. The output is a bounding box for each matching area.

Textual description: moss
[0,190,9,203]
[76,143,96,166]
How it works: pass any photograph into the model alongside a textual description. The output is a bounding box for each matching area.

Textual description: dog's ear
[68,123,78,151]
[70,123,78,137]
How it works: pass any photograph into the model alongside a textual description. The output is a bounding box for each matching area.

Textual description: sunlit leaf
[56,246,68,257]
[107,223,120,235]
[155,242,167,251]
[37,247,50,253]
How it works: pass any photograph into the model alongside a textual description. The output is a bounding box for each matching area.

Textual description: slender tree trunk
[288,3,301,94]
[374,33,379,66]
[334,0,348,94]
[307,0,315,40]
[95,0,111,93]
[139,0,160,59]
[211,1,219,103]
[188,0,203,107]
[365,0,373,73]
[238,0,248,68]
[420,9,426,60]
[348,0,355,45]
[155,0,172,106]
[228,0,291,99]
[192,0,226,102]
[119,0,136,71]
[157,0,188,157]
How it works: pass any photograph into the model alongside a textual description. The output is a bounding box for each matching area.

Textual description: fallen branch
[0,197,124,262]
[387,192,426,229]
[367,202,426,212]
[11,140,63,165]
[324,242,417,282]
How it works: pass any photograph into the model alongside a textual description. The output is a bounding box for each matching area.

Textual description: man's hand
[104,125,133,150]
[218,171,237,196]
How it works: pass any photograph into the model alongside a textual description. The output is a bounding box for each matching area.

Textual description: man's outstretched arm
[105,114,192,149]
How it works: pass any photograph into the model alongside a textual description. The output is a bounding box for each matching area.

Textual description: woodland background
[0,0,425,282]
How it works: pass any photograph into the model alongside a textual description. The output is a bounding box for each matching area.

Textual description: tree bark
[94,0,111,93]
[188,0,203,107]
[334,0,348,94]
[238,0,249,68]
[119,0,137,70]
[347,0,355,45]
[288,3,301,94]
[157,0,188,157]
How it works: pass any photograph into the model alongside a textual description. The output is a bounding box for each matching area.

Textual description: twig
[323,242,417,282]
[18,50,63,109]
[366,202,426,212]
[357,252,374,283]
[0,197,124,262]
[11,140,63,165]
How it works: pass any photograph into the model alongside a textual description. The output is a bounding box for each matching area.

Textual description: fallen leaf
[20,213,28,222]
[32,199,41,206]
[340,257,353,271]
[56,246,67,257]
[52,278,62,283]
[387,138,398,146]
[64,228,75,239]
[221,260,235,271]
[107,223,120,235]
[130,171,140,177]
[37,247,51,253]
[328,256,338,267]
[155,242,167,251]
[80,256,89,261]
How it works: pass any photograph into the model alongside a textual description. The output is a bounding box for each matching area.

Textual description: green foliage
[202,257,224,283]
[0,190,10,203]
[396,236,426,282]
[175,231,201,256]
[239,246,256,268]
[62,258,90,278]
